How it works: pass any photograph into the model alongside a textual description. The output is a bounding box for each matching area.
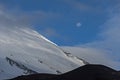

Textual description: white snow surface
[0,27,85,79]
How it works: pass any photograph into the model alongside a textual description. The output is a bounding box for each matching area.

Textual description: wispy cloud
[0,4,60,29]
[62,46,120,70]
[63,0,94,12]
[82,5,120,59]
[63,0,107,13]
[63,0,120,14]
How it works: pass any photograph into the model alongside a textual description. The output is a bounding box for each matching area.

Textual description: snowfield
[0,27,85,79]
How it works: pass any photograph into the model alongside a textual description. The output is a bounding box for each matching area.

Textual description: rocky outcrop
[6,57,37,74]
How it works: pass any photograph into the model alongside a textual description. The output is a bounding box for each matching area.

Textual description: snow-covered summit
[0,27,85,79]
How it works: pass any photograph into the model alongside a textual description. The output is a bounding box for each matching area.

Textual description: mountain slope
[9,64,120,80]
[0,27,85,79]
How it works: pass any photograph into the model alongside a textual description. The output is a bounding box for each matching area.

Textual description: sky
[0,0,120,69]
[1,0,119,46]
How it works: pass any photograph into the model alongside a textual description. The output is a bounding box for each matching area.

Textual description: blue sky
[0,0,118,46]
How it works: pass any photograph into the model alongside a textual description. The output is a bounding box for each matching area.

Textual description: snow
[0,27,85,79]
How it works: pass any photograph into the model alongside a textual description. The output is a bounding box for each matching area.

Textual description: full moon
[76,22,82,27]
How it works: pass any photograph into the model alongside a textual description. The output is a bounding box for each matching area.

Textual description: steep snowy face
[0,27,85,79]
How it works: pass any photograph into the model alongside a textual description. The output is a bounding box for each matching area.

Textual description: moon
[76,22,82,27]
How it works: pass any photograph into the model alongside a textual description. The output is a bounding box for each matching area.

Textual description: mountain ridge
[9,64,120,80]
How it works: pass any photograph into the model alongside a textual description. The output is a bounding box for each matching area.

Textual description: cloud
[62,46,120,70]
[63,0,94,12]
[63,0,107,13]
[76,22,82,27]
[81,5,120,59]
[0,4,60,29]
[0,4,29,28]
[63,0,120,14]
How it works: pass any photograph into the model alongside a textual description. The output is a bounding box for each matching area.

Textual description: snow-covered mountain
[0,27,86,79]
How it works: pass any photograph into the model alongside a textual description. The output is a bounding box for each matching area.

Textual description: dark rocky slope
[9,64,120,80]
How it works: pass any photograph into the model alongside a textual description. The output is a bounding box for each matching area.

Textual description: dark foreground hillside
[9,64,120,80]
